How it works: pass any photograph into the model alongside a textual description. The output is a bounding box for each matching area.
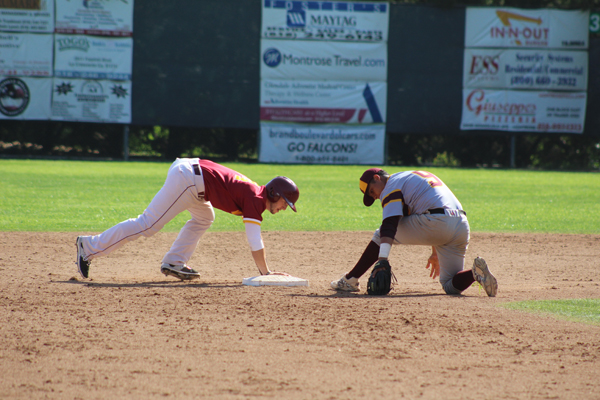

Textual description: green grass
[0,159,599,233]
[502,299,600,325]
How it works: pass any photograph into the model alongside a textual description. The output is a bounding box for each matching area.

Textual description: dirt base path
[1,231,599,399]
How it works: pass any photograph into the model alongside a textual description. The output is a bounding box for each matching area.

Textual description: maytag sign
[262,0,388,42]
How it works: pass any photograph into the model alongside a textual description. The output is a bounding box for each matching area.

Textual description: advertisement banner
[261,39,386,81]
[465,8,589,49]
[51,78,131,123]
[0,76,51,120]
[262,0,389,42]
[0,32,53,76]
[0,0,54,33]
[461,89,586,133]
[53,34,133,80]
[260,80,386,123]
[463,49,588,91]
[259,122,385,164]
[55,0,134,37]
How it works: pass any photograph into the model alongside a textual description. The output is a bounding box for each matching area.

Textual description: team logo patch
[0,78,30,117]
[263,48,282,68]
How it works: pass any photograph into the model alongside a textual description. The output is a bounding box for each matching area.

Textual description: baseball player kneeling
[76,158,299,280]
[331,168,497,297]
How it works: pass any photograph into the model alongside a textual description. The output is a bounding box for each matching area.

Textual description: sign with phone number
[463,49,588,91]
[460,89,586,134]
[259,122,385,164]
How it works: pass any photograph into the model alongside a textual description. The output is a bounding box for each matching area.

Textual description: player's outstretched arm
[251,248,289,276]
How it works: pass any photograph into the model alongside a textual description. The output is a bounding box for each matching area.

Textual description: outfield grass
[0,159,599,233]
[502,299,600,325]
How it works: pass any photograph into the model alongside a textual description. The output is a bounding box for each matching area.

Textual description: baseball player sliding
[76,158,299,280]
[331,168,498,296]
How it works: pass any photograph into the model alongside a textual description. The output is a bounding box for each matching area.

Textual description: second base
[242,274,309,287]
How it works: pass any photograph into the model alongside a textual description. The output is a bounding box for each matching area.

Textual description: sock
[346,240,380,279]
[451,269,476,292]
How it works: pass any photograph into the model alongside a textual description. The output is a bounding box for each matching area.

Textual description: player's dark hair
[375,170,389,178]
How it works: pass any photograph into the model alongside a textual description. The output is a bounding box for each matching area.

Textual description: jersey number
[413,171,444,188]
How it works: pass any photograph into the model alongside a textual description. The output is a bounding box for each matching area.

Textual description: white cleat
[330,275,360,292]
[472,257,498,297]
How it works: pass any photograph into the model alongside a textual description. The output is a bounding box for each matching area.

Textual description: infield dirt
[1,231,599,399]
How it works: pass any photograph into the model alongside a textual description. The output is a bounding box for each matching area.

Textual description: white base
[242,274,309,287]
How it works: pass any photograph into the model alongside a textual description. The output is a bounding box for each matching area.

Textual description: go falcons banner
[259,123,386,165]
[259,0,389,165]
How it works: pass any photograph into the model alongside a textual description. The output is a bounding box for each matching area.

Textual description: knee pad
[371,229,382,245]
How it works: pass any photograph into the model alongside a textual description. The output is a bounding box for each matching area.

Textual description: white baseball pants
[81,158,215,266]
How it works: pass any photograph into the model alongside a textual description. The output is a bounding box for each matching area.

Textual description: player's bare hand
[426,253,440,279]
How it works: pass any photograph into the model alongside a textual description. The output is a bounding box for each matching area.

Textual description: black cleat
[161,264,200,281]
[76,237,90,279]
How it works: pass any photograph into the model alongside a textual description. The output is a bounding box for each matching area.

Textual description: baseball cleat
[472,257,498,297]
[161,264,201,281]
[330,274,360,292]
[76,236,91,279]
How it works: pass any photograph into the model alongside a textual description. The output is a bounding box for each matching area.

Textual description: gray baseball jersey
[380,171,463,219]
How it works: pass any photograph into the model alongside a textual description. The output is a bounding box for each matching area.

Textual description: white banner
[464,49,588,91]
[55,0,134,37]
[261,39,386,81]
[259,122,385,164]
[0,1,54,33]
[461,89,586,133]
[0,76,51,120]
[53,34,133,80]
[465,8,589,49]
[260,80,386,123]
[262,0,389,42]
[0,32,53,76]
[51,78,131,123]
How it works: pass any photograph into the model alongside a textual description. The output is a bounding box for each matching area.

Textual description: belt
[428,208,467,216]
[192,164,205,198]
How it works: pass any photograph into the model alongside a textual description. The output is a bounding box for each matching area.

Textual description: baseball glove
[367,260,397,295]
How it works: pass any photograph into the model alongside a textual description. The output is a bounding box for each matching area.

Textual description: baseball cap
[359,168,383,207]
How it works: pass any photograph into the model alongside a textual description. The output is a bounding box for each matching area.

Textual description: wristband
[379,243,391,259]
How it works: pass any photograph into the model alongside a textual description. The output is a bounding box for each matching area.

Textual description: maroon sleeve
[380,216,401,239]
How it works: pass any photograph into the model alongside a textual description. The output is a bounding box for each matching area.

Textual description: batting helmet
[266,176,299,212]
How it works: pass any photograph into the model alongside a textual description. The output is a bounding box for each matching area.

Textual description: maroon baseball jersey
[200,159,267,222]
